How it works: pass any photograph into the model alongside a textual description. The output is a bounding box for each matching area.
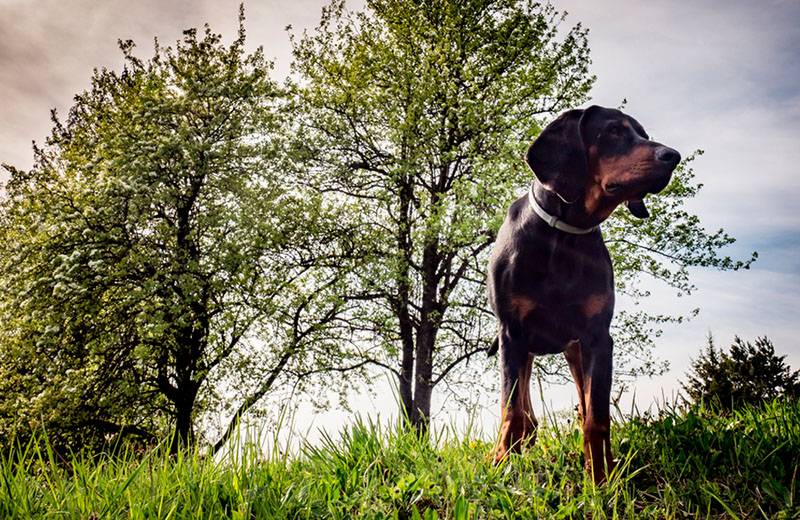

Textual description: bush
[682,335,799,409]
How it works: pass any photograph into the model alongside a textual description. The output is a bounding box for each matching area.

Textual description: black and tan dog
[487,105,680,483]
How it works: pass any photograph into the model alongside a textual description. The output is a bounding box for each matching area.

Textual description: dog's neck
[531,181,599,231]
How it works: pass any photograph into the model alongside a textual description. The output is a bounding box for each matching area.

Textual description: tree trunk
[410,333,434,430]
[395,172,416,424]
[410,237,441,431]
[169,177,205,454]
[399,324,415,422]
[169,323,203,453]
[397,273,415,422]
[171,389,196,453]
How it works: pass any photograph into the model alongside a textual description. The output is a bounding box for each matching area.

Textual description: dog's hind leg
[493,334,537,463]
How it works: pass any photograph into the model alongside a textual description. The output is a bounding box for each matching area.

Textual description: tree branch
[432,344,491,386]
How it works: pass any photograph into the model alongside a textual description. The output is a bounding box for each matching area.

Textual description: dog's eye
[606,123,625,137]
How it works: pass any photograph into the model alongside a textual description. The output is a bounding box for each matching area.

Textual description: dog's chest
[502,237,615,351]
[513,237,613,297]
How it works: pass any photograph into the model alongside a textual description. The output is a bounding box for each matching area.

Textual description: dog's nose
[655,147,681,166]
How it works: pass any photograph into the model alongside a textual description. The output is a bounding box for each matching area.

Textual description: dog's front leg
[564,340,587,422]
[581,334,615,483]
[493,332,537,463]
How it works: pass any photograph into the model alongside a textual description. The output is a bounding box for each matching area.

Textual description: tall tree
[290,0,755,428]
[0,13,357,452]
[290,0,593,428]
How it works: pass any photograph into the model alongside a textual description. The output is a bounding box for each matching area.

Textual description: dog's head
[525,105,680,220]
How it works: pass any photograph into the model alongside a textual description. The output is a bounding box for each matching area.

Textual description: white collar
[528,185,597,235]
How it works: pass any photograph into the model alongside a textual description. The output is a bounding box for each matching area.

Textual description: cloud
[0,0,328,173]
[558,0,800,229]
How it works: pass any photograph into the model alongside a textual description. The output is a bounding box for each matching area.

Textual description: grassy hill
[1,399,798,519]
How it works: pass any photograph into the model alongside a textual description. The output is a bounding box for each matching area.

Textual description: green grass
[1,399,798,519]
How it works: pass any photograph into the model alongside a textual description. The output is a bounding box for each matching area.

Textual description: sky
[1,0,799,443]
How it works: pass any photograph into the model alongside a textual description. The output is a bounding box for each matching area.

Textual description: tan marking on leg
[582,366,615,484]
[584,415,613,484]
[493,354,537,463]
[564,340,586,422]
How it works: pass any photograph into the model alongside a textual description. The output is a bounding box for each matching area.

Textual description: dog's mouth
[605,171,671,197]
[603,183,650,218]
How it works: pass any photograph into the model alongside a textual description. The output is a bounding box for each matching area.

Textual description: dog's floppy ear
[525,109,588,203]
